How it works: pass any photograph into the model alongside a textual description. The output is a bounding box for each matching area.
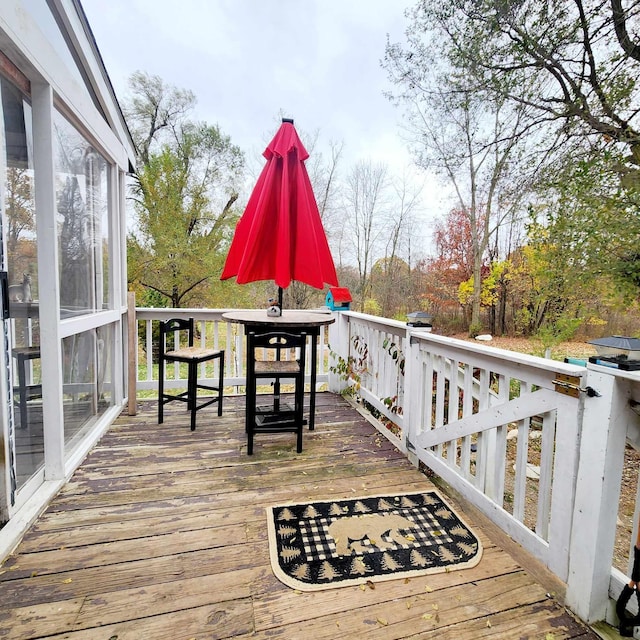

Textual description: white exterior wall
[0,0,135,560]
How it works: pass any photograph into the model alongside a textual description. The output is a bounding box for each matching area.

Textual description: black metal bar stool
[12,346,42,429]
[158,318,224,431]
[245,330,307,454]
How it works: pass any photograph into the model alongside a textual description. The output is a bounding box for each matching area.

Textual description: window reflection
[1,74,43,491]
[63,324,113,448]
[54,112,110,317]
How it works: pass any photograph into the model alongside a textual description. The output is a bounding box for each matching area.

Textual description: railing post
[328,312,350,394]
[403,326,419,467]
[566,368,628,622]
[127,292,137,416]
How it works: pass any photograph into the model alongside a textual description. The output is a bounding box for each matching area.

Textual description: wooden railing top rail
[410,329,587,376]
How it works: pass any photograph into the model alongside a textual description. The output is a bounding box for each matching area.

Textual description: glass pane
[97,324,113,409]
[54,112,110,317]
[63,325,114,449]
[1,76,44,490]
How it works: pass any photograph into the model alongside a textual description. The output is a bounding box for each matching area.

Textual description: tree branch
[611,0,640,62]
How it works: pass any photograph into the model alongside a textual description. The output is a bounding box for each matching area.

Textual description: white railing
[133,308,332,394]
[327,310,640,630]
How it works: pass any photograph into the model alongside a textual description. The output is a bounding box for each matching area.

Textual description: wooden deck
[0,393,600,639]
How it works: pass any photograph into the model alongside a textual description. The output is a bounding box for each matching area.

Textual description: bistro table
[222,309,335,431]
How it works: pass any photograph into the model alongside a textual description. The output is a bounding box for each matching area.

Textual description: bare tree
[342,161,390,311]
[384,52,533,327]
[378,172,422,317]
[124,71,196,165]
[284,134,343,309]
[384,0,548,330]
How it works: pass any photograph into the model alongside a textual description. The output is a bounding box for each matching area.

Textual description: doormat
[266,490,482,591]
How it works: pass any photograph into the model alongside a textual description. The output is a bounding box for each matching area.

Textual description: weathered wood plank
[0,542,267,609]
[0,569,259,639]
[44,599,255,640]
[53,457,412,504]
[29,473,433,530]
[251,547,521,627]
[249,571,556,639]
[2,524,249,577]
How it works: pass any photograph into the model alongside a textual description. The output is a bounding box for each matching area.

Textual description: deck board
[0,393,599,639]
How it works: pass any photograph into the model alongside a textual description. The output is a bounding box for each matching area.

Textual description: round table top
[222,309,335,327]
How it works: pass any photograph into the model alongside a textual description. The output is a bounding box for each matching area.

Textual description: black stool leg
[217,351,224,416]
[296,363,304,453]
[158,356,165,424]
[17,352,27,429]
[246,348,255,454]
[189,360,197,431]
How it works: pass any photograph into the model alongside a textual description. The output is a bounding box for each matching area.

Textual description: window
[54,111,110,317]
[62,323,114,448]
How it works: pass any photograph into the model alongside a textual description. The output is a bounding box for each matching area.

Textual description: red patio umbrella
[221,118,338,308]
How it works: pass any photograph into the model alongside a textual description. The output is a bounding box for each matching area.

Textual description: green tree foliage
[531,149,640,308]
[5,167,37,281]
[125,72,245,307]
[370,256,411,319]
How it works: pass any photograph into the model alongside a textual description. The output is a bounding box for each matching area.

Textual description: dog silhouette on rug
[328,513,418,556]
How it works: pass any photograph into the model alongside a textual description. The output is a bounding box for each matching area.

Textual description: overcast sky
[81,0,443,254]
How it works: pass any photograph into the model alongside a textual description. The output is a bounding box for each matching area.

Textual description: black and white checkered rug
[266,491,482,590]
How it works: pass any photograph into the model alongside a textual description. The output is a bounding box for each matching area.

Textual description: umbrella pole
[278,287,283,312]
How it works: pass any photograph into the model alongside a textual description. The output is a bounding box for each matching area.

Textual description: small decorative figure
[9,273,32,302]
[267,297,281,317]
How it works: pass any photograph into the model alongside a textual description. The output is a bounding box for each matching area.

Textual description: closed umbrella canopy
[221,119,338,294]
